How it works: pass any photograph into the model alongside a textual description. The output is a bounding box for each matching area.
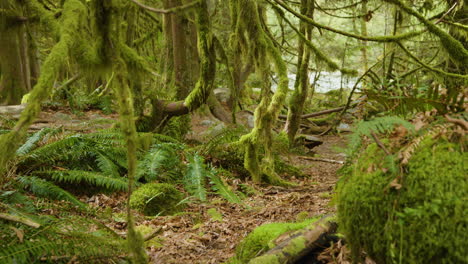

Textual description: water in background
[271,72,361,93]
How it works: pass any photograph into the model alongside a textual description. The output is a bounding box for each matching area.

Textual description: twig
[297,156,344,164]
[435,2,458,24]
[143,227,162,241]
[0,213,41,228]
[444,115,468,131]
[370,132,391,155]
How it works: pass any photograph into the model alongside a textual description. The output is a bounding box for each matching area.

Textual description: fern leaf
[184,154,207,201]
[348,116,415,156]
[18,176,86,208]
[95,151,121,177]
[137,143,183,182]
[208,171,242,204]
[35,170,128,192]
[16,128,53,156]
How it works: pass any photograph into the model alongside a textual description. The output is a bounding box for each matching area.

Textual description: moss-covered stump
[337,133,467,263]
[129,183,185,216]
[228,217,320,264]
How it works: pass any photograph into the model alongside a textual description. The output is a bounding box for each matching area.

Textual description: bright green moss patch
[337,135,468,263]
[230,217,319,263]
[129,183,185,216]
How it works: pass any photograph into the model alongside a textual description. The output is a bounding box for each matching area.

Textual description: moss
[130,183,185,216]
[207,208,223,222]
[337,135,468,263]
[231,217,319,263]
[295,211,309,222]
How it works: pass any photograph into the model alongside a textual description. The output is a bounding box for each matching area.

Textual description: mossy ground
[129,183,185,216]
[337,132,467,263]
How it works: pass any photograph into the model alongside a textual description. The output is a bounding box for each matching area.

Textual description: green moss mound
[229,217,319,263]
[337,135,468,263]
[129,183,185,216]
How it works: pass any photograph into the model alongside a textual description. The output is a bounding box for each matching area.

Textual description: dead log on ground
[298,156,344,164]
[248,216,338,264]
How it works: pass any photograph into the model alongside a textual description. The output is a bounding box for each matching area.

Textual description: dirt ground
[6,108,349,263]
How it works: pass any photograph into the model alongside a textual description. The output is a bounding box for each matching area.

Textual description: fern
[35,170,128,192]
[199,126,247,155]
[348,116,415,156]
[136,143,184,182]
[208,169,242,204]
[95,150,121,178]
[16,128,55,156]
[0,218,126,263]
[184,154,207,201]
[18,176,86,208]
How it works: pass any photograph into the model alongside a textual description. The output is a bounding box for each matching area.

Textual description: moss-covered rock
[337,134,468,263]
[229,217,319,263]
[129,183,185,216]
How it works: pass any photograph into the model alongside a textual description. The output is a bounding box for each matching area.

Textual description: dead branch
[0,213,41,228]
[297,156,344,164]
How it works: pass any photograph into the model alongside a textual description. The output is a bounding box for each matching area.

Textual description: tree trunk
[171,0,191,99]
[284,0,313,145]
[0,1,30,105]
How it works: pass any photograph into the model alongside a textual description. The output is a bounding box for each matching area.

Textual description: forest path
[8,108,348,263]
[144,133,348,264]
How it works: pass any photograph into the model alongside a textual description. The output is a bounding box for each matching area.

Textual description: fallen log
[278,106,344,120]
[248,216,338,264]
[298,156,344,164]
[0,104,26,117]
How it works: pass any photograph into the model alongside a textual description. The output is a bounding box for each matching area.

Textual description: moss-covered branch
[396,42,468,79]
[384,0,468,65]
[267,0,425,42]
[275,6,356,75]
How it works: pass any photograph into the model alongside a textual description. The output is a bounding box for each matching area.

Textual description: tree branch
[129,0,200,14]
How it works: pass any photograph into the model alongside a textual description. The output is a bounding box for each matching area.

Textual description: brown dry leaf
[9,226,24,243]
[389,178,402,190]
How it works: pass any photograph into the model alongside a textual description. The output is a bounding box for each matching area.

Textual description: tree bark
[284,0,314,145]
[0,1,30,105]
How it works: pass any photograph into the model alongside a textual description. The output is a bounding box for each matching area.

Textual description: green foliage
[229,217,319,263]
[129,183,185,216]
[208,169,243,204]
[18,176,86,209]
[0,214,126,263]
[337,131,467,263]
[137,143,185,182]
[15,128,57,156]
[184,154,208,201]
[347,116,414,156]
[34,170,128,192]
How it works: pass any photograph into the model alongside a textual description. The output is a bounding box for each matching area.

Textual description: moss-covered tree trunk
[231,0,290,185]
[284,0,313,145]
[0,0,30,105]
[171,0,191,99]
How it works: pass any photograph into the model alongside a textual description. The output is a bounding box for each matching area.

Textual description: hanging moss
[229,217,319,264]
[337,133,468,263]
[129,183,185,216]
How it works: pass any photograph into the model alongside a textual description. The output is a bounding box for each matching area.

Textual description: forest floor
[8,108,349,264]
